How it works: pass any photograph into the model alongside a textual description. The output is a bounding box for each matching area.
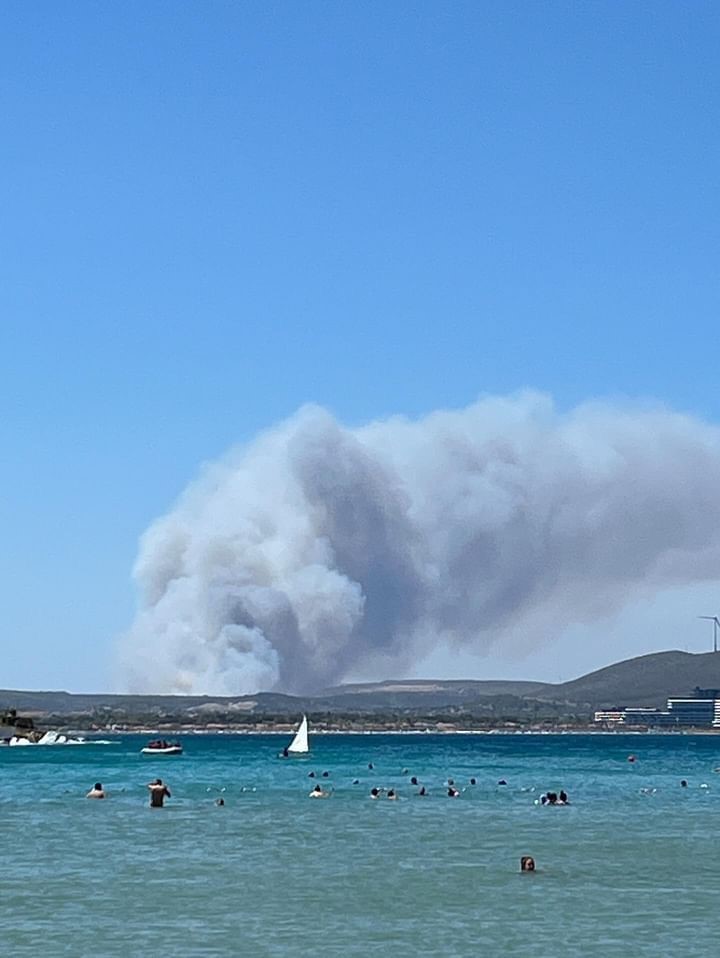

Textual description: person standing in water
[148,779,171,808]
[86,782,106,799]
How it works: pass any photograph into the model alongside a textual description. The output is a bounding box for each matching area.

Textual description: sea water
[1,732,718,957]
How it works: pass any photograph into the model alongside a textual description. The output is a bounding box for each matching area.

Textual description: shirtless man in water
[148,779,171,807]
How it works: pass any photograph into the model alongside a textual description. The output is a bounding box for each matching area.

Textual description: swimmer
[627,755,637,763]
[368,763,374,770]
[410,776,418,786]
[86,782,106,799]
[370,787,381,799]
[147,779,171,808]
[681,780,688,787]
[308,771,316,778]
[309,784,329,798]
[448,786,460,798]
[417,786,427,796]
[352,779,360,785]
[215,798,225,806]
[520,856,536,873]
[469,778,476,786]
[559,790,569,804]
[401,768,409,775]
[322,771,330,778]
[279,747,289,758]
[387,789,398,800]
[497,779,507,786]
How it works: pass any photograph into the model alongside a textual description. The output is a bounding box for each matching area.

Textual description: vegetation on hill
[3,650,720,727]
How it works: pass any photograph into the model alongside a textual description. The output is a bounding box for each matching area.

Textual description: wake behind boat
[141,739,183,755]
[280,715,309,756]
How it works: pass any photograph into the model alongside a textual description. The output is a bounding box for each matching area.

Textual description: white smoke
[119,392,720,694]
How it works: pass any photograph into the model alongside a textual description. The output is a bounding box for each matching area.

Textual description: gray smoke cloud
[119,392,720,694]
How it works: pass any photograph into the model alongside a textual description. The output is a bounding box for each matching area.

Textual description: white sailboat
[285,715,309,754]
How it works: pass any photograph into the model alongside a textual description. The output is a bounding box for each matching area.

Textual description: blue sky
[2,1,720,691]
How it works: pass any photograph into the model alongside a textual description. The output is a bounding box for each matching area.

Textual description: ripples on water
[1,733,718,956]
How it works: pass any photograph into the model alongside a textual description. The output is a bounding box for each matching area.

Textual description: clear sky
[2,1,720,691]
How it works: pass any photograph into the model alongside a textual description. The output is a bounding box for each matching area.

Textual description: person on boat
[309,784,329,798]
[86,782,106,799]
[520,856,536,872]
[148,779,171,808]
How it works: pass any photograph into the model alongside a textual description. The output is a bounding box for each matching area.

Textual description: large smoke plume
[119,393,720,694]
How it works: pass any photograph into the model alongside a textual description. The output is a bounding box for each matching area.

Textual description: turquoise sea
[2,732,718,956]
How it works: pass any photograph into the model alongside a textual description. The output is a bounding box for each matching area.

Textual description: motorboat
[141,739,183,755]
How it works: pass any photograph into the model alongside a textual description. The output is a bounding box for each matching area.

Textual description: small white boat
[141,741,183,756]
[283,715,309,755]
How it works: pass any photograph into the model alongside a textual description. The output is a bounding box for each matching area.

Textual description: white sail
[287,715,309,754]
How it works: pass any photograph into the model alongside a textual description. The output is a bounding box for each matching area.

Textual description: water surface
[1,733,717,956]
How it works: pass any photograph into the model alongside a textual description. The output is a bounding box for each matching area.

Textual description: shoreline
[72,726,720,737]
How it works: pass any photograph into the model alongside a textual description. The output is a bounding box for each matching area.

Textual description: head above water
[520,856,536,872]
[94,783,102,791]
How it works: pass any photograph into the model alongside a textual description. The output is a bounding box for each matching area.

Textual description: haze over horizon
[3,3,720,693]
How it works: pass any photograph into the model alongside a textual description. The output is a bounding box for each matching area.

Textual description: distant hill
[554,650,720,708]
[2,650,720,718]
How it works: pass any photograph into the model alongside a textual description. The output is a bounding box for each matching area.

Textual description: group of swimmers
[539,789,569,805]
[304,767,570,801]
[86,778,172,807]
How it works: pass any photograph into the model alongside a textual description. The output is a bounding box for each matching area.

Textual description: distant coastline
[6,649,720,737]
